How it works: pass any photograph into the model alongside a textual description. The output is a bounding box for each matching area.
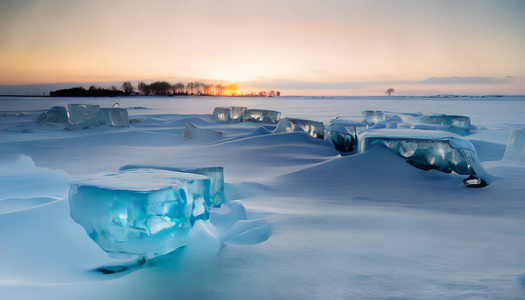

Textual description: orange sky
[0,0,524,95]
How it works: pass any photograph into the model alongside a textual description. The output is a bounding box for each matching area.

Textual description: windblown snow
[0,96,524,299]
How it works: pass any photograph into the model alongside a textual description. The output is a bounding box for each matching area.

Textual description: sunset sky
[0,0,524,95]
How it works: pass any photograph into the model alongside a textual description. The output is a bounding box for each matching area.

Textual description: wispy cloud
[243,78,409,90]
[419,76,513,85]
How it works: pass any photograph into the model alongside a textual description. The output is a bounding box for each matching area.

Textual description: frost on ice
[120,165,225,208]
[69,169,213,258]
[274,117,325,139]
[360,129,487,187]
[503,127,525,162]
[243,109,281,123]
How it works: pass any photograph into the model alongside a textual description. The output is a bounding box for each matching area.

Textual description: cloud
[243,78,409,90]
[419,76,512,85]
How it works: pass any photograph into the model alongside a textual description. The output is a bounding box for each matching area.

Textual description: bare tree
[138,82,149,95]
[122,81,134,95]
[385,88,396,96]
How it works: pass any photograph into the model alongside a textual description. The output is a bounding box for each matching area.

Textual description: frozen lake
[1,96,524,299]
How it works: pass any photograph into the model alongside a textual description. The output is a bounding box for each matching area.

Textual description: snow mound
[272,147,467,199]
[184,122,223,141]
[0,155,70,200]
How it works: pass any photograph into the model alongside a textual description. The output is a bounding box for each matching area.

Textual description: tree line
[50,86,125,97]
[132,81,240,96]
[50,81,244,97]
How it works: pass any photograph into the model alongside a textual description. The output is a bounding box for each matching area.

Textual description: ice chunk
[362,110,471,134]
[212,107,247,123]
[243,109,281,123]
[329,128,356,153]
[68,169,211,258]
[65,104,101,130]
[326,119,368,152]
[503,127,525,162]
[274,117,325,139]
[360,129,486,186]
[183,122,223,141]
[119,165,225,208]
[45,106,68,123]
[418,114,471,134]
[98,108,129,127]
[362,110,422,125]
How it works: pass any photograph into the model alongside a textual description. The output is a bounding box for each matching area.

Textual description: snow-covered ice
[0,95,524,299]
[120,165,225,207]
[359,129,487,185]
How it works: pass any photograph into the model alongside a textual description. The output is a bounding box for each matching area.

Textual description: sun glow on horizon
[0,0,523,95]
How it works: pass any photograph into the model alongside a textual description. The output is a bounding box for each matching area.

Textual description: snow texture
[0,95,524,299]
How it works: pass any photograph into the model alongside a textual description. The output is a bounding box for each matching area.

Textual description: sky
[0,0,524,96]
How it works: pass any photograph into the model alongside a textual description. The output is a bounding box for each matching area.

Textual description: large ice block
[362,110,471,134]
[503,127,525,162]
[65,104,101,130]
[243,109,281,123]
[45,106,68,123]
[120,165,225,208]
[363,111,423,125]
[274,117,325,139]
[418,114,471,134]
[359,129,486,186]
[69,169,211,257]
[212,107,247,123]
[98,108,130,127]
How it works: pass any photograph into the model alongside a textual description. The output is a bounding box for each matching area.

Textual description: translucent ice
[243,109,281,123]
[68,169,211,257]
[212,107,247,123]
[363,111,423,125]
[360,129,486,185]
[65,104,101,130]
[503,127,525,162]
[120,165,225,208]
[274,117,325,139]
[45,106,68,123]
[98,108,130,127]
[326,119,368,153]
[362,110,471,134]
[418,114,471,134]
